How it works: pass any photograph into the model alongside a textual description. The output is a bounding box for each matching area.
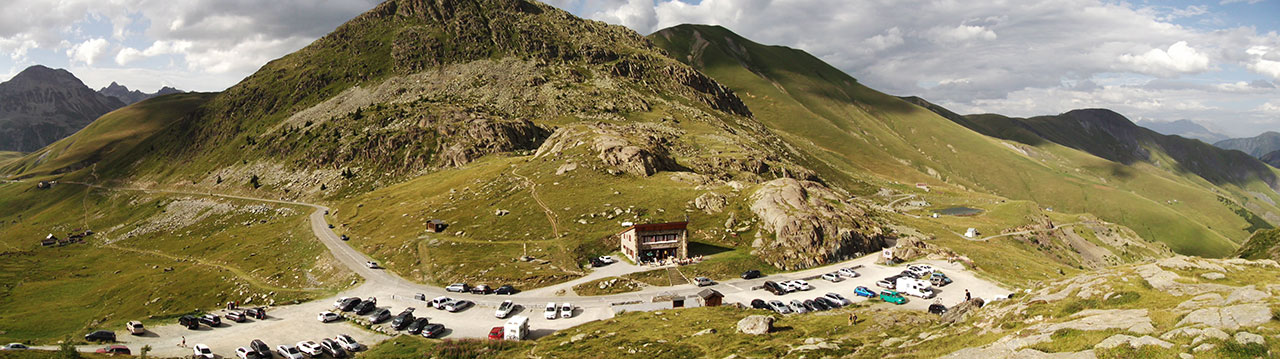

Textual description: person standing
[964,289,971,301]
[180,336,186,348]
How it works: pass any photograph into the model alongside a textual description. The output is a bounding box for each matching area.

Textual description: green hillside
[2,93,213,178]
[649,24,1279,257]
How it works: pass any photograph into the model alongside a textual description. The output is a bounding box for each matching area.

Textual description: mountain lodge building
[619,221,688,263]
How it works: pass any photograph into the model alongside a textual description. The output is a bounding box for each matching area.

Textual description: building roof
[696,288,723,299]
[427,219,445,224]
[619,221,688,235]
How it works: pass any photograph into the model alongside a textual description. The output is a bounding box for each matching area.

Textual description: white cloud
[929,24,998,43]
[1246,46,1280,80]
[1262,101,1280,114]
[115,40,193,65]
[1220,0,1264,4]
[1118,41,1211,76]
[65,37,110,66]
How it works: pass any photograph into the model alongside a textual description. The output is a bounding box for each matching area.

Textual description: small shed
[41,233,58,246]
[652,292,685,308]
[696,289,723,307]
[426,219,447,233]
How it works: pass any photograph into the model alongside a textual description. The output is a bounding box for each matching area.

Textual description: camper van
[504,316,529,340]
[895,277,936,299]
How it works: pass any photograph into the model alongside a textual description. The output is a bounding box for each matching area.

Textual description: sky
[1,0,1278,137]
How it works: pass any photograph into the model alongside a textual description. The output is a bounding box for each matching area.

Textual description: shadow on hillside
[688,241,733,257]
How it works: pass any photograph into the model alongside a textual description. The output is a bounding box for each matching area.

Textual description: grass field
[0,182,355,344]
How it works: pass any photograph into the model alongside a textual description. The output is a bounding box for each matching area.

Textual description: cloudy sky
[2,0,1278,136]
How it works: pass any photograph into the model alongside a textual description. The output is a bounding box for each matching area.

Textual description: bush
[58,338,80,359]
[427,339,518,359]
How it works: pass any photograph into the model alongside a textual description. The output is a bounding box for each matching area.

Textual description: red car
[487,326,504,340]
[96,345,131,355]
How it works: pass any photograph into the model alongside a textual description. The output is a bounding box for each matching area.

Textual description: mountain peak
[7,65,86,89]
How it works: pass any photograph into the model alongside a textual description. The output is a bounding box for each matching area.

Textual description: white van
[544,302,558,319]
[559,303,573,319]
[895,277,935,299]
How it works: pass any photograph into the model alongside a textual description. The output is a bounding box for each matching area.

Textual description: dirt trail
[511,165,561,237]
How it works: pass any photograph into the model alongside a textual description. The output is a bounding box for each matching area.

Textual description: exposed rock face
[1175,303,1271,330]
[438,118,549,167]
[736,315,773,335]
[750,178,885,270]
[535,123,681,177]
[941,298,985,324]
[694,192,727,214]
[0,65,125,152]
[1094,334,1172,349]
[592,132,677,176]
[98,81,183,105]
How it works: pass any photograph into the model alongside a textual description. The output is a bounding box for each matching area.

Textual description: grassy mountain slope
[649,24,1277,257]
[2,93,213,177]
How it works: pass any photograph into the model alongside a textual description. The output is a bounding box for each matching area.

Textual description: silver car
[767,300,792,314]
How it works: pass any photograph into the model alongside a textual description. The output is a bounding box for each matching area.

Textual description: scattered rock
[1191,328,1229,345]
[1193,343,1216,353]
[694,192,727,214]
[495,209,510,216]
[736,315,774,335]
[691,328,715,336]
[555,162,578,175]
[1234,331,1265,345]
[1176,303,1272,330]
[1201,272,1225,280]
[1034,309,1154,334]
[1225,286,1269,304]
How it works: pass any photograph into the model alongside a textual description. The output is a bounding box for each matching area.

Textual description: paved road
[14,181,1013,357]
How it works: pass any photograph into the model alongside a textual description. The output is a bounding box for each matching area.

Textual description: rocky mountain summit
[0,65,125,152]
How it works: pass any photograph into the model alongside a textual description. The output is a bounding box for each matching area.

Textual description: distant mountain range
[0,65,125,152]
[1215,132,1280,167]
[98,82,184,105]
[1136,119,1229,143]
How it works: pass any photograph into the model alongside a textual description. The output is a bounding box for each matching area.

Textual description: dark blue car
[854,286,877,298]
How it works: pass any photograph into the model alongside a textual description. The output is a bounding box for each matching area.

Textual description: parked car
[495,285,517,295]
[365,261,380,269]
[1,343,29,351]
[471,284,492,295]
[929,303,948,315]
[191,344,213,359]
[838,267,860,278]
[814,296,839,309]
[824,292,851,306]
[496,300,516,318]
[126,321,145,335]
[97,345,131,355]
[694,276,715,287]
[296,341,322,356]
[544,302,558,319]
[244,307,267,320]
[446,300,473,312]
[334,334,360,351]
[588,257,606,267]
[368,308,392,323]
[488,326,504,340]
[335,297,361,311]
[407,317,430,335]
[854,286,877,298]
[430,296,453,309]
[560,303,573,319]
[777,281,797,293]
[801,299,818,312]
[767,300,792,314]
[276,345,305,359]
[235,346,254,359]
[789,280,813,291]
[810,298,831,311]
[85,330,116,342]
[354,297,377,314]
[750,299,769,309]
[741,269,763,279]
[392,309,415,330]
[598,256,616,264]
[762,281,786,295]
[875,277,899,289]
[250,340,272,358]
[929,272,953,286]
[225,311,247,322]
[320,339,346,358]
[422,323,446,338]
[907,264,935,277]
[200,314,222,327]
[318,311,341,323]
[340,234,349,241]
[789,300,808,314]
[900,270,922,279]
[445,283,469,293]
[880,290,907,304]
[821,272,843,282]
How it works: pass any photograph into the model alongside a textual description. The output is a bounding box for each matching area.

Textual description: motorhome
[504,316,529,340]
[895,277,936,298]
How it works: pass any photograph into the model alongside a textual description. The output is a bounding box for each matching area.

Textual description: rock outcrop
[750,178,886,270]
[736,315,774,335]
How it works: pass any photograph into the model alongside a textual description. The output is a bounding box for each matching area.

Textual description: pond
[936,206,983,216]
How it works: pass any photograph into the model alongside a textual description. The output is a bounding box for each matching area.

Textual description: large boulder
[750,178,886,270]
[736,315,774,335]
[1176,303,1272,330]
